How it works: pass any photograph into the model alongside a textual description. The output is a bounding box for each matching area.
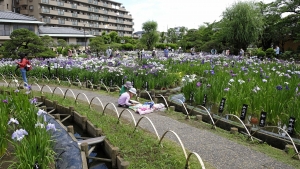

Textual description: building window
[0,24,11,36]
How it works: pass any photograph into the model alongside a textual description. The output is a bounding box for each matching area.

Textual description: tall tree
[89,36,106,57]
[140,21,159,49]
[167,28,177,43]
[159,32,166,43]
[219,1,264,54]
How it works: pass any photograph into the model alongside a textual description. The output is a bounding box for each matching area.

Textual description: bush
[265,48,275,58]
[121,43,134,50]
[257,51,266,58]
[56,47,63,54]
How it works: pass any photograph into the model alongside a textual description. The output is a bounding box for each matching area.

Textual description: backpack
[25,60,32,71]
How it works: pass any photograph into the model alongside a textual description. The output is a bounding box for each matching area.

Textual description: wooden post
[53,100,58,109]
[81,142,89,157]
[230,127,238,134]
[53,114,60,120]
[67,126,74,134]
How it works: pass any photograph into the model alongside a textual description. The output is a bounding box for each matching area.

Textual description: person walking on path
[15,53,30,86]
[118,88,137,108]
[119,81,132,96]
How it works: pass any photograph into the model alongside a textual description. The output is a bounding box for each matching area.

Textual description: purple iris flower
[30,98,37,104]
[12,129,28,141]
[285,85,289,90]
[2,99,8,103]
[224,88,230,92]
[46,123,56,131]
[210,70,215,75]
[276,85,283,90]
[196,82,201,87]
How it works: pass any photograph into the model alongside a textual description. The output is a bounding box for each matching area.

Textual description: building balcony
[20,9,29,15]
[19,0,28,5]
[41,0,49,4]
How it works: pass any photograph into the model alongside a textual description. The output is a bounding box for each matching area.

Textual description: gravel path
[1,82,295,169]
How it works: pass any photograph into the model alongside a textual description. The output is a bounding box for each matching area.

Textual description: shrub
[121,43,134,50]
[265,48,275,58]
[257,51,266,58]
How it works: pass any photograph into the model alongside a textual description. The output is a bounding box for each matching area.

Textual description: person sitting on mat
[118,88,137,108]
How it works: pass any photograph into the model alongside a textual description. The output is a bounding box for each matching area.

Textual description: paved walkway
[1,82,295,169]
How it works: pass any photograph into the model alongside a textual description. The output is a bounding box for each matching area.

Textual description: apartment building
[11,0,134,37]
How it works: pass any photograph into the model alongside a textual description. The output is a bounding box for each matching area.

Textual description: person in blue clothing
[164,46,169,57]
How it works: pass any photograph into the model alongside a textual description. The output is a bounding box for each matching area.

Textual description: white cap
[129,88,137,95]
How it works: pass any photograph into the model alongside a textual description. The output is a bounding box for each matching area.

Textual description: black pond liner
[45,114,83,169]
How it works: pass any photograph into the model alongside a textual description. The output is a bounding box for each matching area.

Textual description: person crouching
[118,88,137,108]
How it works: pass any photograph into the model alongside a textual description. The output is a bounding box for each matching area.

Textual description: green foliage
[62,48,68,56]
[265,48,275,58]
[109,31,119,43]
[56,47,63,54]
[40,35,56,48]
[167,43,178,49]
[0,29,47,58]
[140,21,159,49]
[69,43,80,50]
[121,43,134,50]
[57,39,68,48]
[257,50,266,58]
[219,1,264,54]
[35,49,56,58]
[89,36,106,52]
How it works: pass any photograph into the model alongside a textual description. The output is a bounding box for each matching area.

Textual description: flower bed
[0,88,55,168]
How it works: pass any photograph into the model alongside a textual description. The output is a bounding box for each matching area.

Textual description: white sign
[54,63,58,69]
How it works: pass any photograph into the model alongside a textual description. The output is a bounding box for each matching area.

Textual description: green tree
[159,32,166,43]
[140,21,159,49]
[167,28,177,43]
[89,36,106,57]
[0,28,51,58]
[219,1,264,54]
[40,35,56,48]
[57,39,68,48]
[109,31,119,43]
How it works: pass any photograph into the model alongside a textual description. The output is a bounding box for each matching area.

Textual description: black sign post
[287,117,296,135]
[145,81,148,91]
[202,94,207,107]
[240,104,248,121]
[110,79,113,87]
[218,98,226,114]
[190,93,194,105]
[259,112,267,127]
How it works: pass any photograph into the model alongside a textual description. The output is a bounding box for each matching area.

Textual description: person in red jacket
[15,53,30,86]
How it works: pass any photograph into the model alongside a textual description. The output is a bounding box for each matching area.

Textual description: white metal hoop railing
[143,90,153,102]
[159,130,187,159]
[251,126,300,160]
[185,152,206,169]
[134,116,160,140]
[89,96,104,111]
[52,87,65,97]
[198,105,216,128]
[102,102,119,117]
[40,85,53,94]
[214,114,253,141]
[30,82,41,91]
[157,94,169,108]
[117,109,137,126]
[63,88,76,100]
[75,92,90,105]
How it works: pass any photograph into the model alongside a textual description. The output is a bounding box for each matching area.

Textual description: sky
[119,0,274,32]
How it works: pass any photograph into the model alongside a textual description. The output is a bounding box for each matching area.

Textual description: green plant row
[0,88,55,168]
